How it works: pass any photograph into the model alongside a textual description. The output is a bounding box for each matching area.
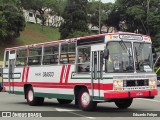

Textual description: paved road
[0,87,160,120]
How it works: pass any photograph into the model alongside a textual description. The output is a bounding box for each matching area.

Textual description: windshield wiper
[119,40,133,71]
[119,40,132,57]
[135,47,140,70]
[135,42,145,71]
[136,42,145,56]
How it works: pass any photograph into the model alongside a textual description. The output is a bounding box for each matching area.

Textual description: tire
[26,86,44,106]
[115,98,133,109]
[57,99,73,104]
[78,88,97,111]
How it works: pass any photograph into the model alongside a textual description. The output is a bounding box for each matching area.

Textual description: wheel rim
[81,92,90,107]
[28,90,34,102]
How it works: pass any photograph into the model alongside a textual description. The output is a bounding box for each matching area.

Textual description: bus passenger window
[77,47,90,73]
[60,43,76,64]
[4,51,9,67]
[16,49,27,66]
[28,47,42,65]
[43,45,59,65]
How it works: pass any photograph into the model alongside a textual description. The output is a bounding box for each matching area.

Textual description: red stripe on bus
[33,85,75,89]
[21,67,25,83]
[25,67,30,83]
[60,65,65,84]
[65,65,71,84]
[91,84,113,90]
[101,84,113,90]
[3,82,113,90]
[63,65,67,82]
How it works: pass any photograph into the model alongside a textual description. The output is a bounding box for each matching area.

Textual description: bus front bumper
[104,90,158,99]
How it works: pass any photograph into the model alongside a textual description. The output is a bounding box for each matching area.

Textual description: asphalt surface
[0,87,160,120]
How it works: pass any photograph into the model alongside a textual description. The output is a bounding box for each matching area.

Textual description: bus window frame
[43,44,59,65]
[15,48,27,67]
[60,42,76,64]
[76,45,91,74]
[4,50,9,68]
[105,41,134,73]
[28,46,43,66]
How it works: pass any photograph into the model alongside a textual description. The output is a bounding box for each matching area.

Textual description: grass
[0,22,60,61]
[17,23,60,45]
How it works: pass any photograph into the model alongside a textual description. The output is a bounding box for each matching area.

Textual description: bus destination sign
[119,34,143,40]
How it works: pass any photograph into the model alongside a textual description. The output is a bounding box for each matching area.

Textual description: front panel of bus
[102,34,158,100]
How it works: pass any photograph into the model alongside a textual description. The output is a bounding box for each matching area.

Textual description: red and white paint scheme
[2,32,158,111]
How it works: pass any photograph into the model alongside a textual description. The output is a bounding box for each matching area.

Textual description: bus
[2,32,158,111]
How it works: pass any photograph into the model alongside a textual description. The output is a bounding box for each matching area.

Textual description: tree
[88,1,114,33]
[0,0,25,43]
[107,0,160,37]
[21,0,54,30]
[47,0,67,27]
[59,0,89,39]
[21,0,66,30]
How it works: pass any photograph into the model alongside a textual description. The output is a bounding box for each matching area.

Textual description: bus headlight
[113,80,123,87]
[149,80,156,86]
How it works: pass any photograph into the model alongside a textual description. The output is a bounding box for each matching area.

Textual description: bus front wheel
[78,88,97,111]
[115,98,133,109]
[26,86,44,106]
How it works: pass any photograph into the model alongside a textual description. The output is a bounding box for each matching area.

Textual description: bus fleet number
[43,72,54,77]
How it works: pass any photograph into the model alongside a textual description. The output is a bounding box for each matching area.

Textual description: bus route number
[43,72,54,77]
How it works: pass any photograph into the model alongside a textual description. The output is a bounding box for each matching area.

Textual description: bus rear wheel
[78,88,97,111]
[26,86,44,106]
[115,98,133,109]
[57,99,73,104]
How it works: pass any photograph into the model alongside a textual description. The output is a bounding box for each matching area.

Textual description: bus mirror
[103,49,109,60]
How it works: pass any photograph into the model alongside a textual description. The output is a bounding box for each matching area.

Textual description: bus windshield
[134,43,153,72]
[105,42,134,73]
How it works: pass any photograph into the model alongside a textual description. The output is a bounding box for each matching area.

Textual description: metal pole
[147,0,151,35]
[99,0,101,34]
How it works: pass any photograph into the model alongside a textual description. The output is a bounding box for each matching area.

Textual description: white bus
[3,32,158,111]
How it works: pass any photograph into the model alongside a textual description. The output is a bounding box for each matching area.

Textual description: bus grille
[124,79,149,87]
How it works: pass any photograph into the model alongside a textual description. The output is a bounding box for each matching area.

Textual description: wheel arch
[74,85,89,103]
[24,84,32,99]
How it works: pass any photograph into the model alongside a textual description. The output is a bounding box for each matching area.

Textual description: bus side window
[43,45,59,65]
[60,43,76,64]
[4,51,9,67]
[77,47,90,73]
[28,47,42,65]
[16,49,27,66]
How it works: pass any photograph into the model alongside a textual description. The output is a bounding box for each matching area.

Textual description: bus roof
[5,32,151,50]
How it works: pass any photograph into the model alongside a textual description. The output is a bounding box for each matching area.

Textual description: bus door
[8,50,16,93]
[91,45,104,100]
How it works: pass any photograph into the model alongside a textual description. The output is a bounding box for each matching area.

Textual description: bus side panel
[3,68,9,92]
[3,67,24,94]
[26,65,75,99]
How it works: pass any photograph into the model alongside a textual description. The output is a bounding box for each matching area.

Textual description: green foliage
[0,23,60,61]
[107,0,160,37]
[0,0,25,43]
[60,0,89,39]
[153,34,160,49]
[88,1,114,32]
[21,0,67,29]
[68,31,92,38]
